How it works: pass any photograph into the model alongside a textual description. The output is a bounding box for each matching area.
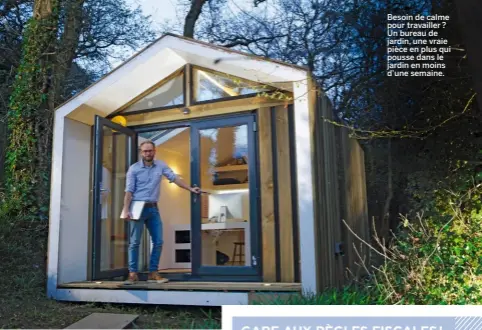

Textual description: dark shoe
[124,272,139,284]
[148,271,169,283]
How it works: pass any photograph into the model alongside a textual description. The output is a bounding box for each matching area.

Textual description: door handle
[193,184,198,203]
[90,188,108,192]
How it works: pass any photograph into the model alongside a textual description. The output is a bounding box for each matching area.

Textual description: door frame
[190,114,261,279]
[92,115,137,280]
[130,111,262,281]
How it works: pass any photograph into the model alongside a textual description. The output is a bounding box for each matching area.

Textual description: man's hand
[174,177,208,194]
[121,207,133,220]
[122,191,133,220]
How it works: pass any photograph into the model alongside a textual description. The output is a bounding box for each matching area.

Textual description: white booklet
[120,200,145,220]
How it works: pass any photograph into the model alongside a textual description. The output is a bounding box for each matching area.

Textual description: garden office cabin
[46,33,369,306]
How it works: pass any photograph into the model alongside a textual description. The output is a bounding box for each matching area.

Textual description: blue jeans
[128,206,163,272]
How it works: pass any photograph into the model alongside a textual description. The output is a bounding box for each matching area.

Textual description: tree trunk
[183,0,208,38]
[5,0,59,218]
[31,0,85,212]
[54,0,85,103]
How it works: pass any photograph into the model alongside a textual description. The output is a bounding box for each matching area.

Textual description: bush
[0,193,48,299]
[374,164,482,304]
[256,162,482,305]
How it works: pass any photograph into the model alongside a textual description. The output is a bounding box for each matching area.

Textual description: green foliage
[5,1,59,218]
[251,287,378,305]
[381,165,482,304]
[378,163,482,304]
[256,162,482,305]
[0,193,48,299]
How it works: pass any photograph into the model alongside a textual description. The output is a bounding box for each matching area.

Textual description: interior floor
[58,281,301,292]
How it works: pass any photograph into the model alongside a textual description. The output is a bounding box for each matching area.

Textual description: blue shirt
[125,159,177,202]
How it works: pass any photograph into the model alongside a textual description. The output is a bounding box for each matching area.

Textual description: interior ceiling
[154,126,237,164]
[157,129,190,156]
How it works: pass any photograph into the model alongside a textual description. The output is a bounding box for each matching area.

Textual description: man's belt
[144,202,157,208]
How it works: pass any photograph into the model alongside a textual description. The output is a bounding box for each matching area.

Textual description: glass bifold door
[91,114,261,281]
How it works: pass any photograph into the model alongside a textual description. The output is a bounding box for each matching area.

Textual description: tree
[181,0,270,39]
[1,0,157,217]
[187,0,482,244]
[4,0,60,216]
[183,0,209,38]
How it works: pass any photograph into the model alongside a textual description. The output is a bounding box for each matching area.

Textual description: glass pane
[193,69,271,102]
[199,125,251,267]
[139,127,192,274]
[122,72,184,113]
[100,128,129,271]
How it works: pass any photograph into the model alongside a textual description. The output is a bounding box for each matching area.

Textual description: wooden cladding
[311,90,370,290]
[312,94,344,289]
[274,107,295,283]
[258,107,277,282]
[258,106,298,283]
[198,95,368,287]
[338,126,370,279]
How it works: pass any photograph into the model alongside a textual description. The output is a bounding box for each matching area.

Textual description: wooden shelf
[205,183,248,193]
[201,221,248,230]
[213,164,248,172]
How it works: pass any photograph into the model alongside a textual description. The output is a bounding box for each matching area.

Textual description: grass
[0,299,222,329]
[0,199,376,329]
[0,216,221,329]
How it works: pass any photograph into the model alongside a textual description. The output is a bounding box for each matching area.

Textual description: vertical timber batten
[275,106,295,283]
[258,107,276,282]
[323,97,344,287]
[270,107,281,282]
[287,104,301,282]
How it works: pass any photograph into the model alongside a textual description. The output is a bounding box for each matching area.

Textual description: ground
[0,219,221,329]
[0,298,221,328]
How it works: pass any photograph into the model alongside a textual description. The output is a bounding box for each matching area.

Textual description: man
[122,140,201,284]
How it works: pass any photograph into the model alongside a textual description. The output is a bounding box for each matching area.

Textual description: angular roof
[57,33,310,124]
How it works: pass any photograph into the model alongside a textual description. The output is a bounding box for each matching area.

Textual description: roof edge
[163,33,310,73]
[54,33,171,113]
[54,33,311,113]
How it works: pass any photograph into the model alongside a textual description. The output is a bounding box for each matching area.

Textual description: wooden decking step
[65,313,139,329]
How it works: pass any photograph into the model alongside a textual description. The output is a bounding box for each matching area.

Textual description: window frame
[189,64,275,106]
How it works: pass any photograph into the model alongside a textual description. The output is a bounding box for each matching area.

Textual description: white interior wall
[57,118,91,284]
[208,192,246,220]
[156,141,191,269]
[207,192,250,264]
